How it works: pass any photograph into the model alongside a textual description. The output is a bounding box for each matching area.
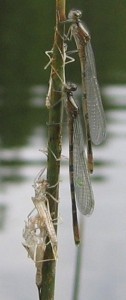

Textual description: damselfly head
[65,82,77,93]
[68,9,82,21]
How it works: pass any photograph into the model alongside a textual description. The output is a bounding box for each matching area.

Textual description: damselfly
[65,83,80,244]
[64,83,94,238]
[67,10,106,162]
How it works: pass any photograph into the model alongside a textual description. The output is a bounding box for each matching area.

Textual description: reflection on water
[103,85,126,109]
[0,204,7,230]
[0,85,126,300]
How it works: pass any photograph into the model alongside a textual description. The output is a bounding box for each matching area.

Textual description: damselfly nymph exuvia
[22,170,58,289]
[45,42,74,108]
[22,212,47,287]
[66,10,106,171]
[32,170,58,260]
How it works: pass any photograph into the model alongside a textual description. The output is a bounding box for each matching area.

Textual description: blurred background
[0,1,126,299]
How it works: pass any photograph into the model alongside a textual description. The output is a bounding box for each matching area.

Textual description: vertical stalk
[39,1,66,299]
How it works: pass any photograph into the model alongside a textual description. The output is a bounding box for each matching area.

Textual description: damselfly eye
[69,83,77,92]
[68,9,82,20]
[75,10,82,18]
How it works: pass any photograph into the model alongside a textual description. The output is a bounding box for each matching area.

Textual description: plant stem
[38,1,66,299]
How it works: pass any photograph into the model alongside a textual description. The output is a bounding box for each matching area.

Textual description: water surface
[0,85,126,300]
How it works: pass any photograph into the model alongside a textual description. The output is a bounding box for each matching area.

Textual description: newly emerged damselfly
[66,10,106,170]
[64,83,94,242]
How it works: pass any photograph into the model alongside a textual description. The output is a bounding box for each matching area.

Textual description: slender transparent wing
[73,110,94,215]
[84,41,106,145]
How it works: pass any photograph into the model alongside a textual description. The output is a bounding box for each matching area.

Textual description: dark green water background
[0,0,126,169]
[1,0,126,88]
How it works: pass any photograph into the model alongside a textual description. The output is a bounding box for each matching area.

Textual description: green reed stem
[38,1,66,299]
